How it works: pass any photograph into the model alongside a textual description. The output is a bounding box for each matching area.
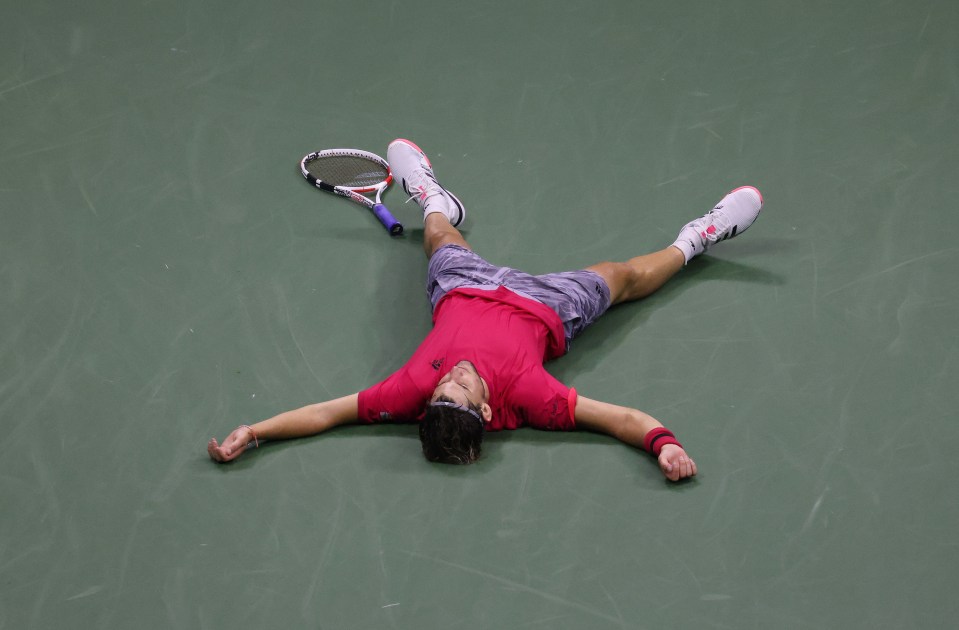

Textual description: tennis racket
[300,148,403,236]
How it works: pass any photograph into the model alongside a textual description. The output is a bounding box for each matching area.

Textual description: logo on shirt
[431,357,445,371]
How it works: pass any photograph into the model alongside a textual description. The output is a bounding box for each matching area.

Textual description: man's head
[420,360,491,464]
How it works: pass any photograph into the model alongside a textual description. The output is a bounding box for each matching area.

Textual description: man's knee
[585,262,628,302]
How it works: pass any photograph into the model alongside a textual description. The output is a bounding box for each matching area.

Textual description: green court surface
[2,1,957,628]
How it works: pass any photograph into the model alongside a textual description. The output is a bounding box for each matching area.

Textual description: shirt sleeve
[514,368,577,431]
[357,368,429,424]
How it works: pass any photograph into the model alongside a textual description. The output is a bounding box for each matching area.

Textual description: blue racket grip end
[373,203,403,236]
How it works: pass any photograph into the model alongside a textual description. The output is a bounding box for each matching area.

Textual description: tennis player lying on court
[208,139,764,481]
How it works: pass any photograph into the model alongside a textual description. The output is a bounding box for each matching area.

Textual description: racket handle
[372,203,403,236]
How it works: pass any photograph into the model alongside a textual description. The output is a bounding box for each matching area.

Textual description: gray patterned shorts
[426,244,611,348]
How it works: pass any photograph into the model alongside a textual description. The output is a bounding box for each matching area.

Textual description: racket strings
[306,155,387,188]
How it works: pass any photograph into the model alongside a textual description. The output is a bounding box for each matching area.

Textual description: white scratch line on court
[801,488,828,533]
[688,122,723,140]
[401,551,620,624]
[0,69,67,96]
[381,603,400,608]
[67,585,104,601]
[77,179,98,217]
[821,248,957,299]
[655,172,693,187]
[278,284,332,398]
[598,581,628,629]
[918,9,931,42]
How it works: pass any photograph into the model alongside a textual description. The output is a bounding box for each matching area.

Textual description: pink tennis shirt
[357,287,577,431]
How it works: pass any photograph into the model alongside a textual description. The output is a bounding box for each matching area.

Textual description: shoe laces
[402,168,446,206]
[700,208,732,243]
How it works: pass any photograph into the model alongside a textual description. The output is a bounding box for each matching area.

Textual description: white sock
[672,226,705,264]
[419,190,464,226]
[423,207,451,223]
[422,201,455,224]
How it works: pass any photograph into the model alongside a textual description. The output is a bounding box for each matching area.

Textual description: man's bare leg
[588,186,765,305]
[424,213,470,258]
[586,247,685,306]
[387,139,468,259]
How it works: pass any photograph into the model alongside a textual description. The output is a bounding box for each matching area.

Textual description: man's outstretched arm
[574,395,697,481]
[207,393,359,463]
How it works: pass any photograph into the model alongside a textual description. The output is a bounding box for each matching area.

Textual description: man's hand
[658,444,697,481]
[206,394,361,465]
[207,426,256,463]
[574,395,699,481]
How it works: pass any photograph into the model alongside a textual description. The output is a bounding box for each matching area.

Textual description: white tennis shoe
[674,186,763,261]
[387,139,466,227]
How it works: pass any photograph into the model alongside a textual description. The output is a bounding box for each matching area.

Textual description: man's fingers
[677,457,696,479]
[208,437,239,463]
[208,438,224,462]
[658,449,697,481]
[658,454,679,481]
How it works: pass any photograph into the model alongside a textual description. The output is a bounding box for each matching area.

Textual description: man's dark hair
[419,396,484,464]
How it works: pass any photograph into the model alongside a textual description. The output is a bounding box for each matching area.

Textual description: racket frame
[300,148,403,235]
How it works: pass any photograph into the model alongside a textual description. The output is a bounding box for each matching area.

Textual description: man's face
[430,360,489,408]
